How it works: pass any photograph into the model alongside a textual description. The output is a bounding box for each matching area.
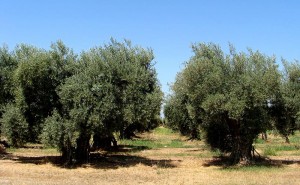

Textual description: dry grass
[1,127,300,185]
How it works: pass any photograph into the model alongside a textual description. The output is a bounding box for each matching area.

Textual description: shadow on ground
[0,145,180,169]
[203,156,300,168]
[108,144,150,153]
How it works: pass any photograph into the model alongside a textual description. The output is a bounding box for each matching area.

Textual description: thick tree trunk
[191,128,200,140]
[61,138,74,164]
[227,118,254,164]
[230,138,253,164]
[119,126,126,139]
[119,119,125,139]
[74,133,90,164]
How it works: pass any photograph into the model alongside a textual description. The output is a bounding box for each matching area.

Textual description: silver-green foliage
[42,39,162,163]
[165,43,283,163]
[12,41,77,142]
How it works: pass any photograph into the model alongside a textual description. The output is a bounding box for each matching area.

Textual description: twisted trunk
[61,138,74,164]
[227,118,254,164]
[75,133,90,163]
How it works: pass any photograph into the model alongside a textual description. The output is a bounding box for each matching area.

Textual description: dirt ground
[1,129,300,185]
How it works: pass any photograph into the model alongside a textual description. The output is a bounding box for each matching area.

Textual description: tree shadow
[104,144,150,153]
[203,155,300,168]
[2,154,62,165]
[0,145,179,169]
[88,153,179,169]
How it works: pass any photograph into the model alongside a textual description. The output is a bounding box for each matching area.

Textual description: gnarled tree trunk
[74,133,91,164]
[61,138,74,165]
[227,118,254,164]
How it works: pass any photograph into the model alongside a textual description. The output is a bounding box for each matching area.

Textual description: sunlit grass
[254,131,300,157]
[119,127,198,150]
[152,126,174,135]
[289,131,300,143]
[254,138,266,144]
[119,139,164,149]
[6,143,58,155]
[119,138,190,149]
[222,165,281,172]
[264,147,277,156]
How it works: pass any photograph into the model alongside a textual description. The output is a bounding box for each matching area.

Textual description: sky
[1,0,300,96]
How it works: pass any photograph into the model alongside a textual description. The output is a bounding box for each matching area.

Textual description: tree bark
[230,138,253,164]
[61,138,74,164]
[74,133,90,164]
[227,118,253,164]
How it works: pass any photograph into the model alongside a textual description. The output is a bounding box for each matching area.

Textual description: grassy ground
[1,127,300,185]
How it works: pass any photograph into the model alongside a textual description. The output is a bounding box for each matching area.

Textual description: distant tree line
[0,39,163,163]
[164,43,300,164]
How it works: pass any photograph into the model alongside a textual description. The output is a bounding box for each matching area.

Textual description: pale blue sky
[1,0,300,95]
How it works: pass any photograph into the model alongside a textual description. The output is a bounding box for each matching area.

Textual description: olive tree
[42,39,162,164]
[165,43,282,164]
[271,61,300,143]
